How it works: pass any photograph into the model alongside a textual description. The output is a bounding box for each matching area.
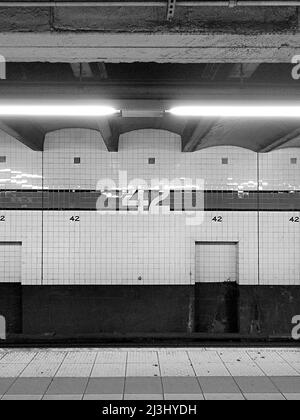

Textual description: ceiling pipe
[0,1,299,7]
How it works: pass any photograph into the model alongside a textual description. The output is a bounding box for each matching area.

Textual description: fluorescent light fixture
[167,106,300,118]
[0,105,119,117]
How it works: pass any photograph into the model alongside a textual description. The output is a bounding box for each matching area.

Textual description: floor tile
[192,363,230,377]
[204,393,245,400]
[160,363,195,377]
[43,394,83,400]
[271,377,300,393]
[244,393,285,400]
[283,393,300,400]
[126,363,160,377]
[46,378,88,395]
[83,394,123,400]
[0,378,15,394]
[188,351,220,364]
[234,377,278,393]
[33,352,66,364]
[218,351,253,364]
[95,352,127,364]
[0,364,28,377]
[2,394,43,400]
[226,363,265,377]
[91,363,126,378]
[164,394,204,400]
[86,378,125,394]
[124,394,163,400]
[20,362,61,378]
[125,377,162,394]
[198,377,240,394]
[127,351,158,364]
[55,363,93,377]
[159,351,190,364]
[0,352,36,365]
[162,377,201,394]
[6,378,51,395]
[64,352,97,364]
[256,362,298,376]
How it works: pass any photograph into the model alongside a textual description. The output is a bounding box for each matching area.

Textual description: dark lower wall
[22,285,192,335]
[0,283,22,334]
[195,283,239,334]
[0,283,300,339]
[239,286,300,337]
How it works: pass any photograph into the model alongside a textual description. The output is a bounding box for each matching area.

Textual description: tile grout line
[246,350,287,399]
[186,350,204,398]
[216,351,246,400]
[1,351,39,398]
[41,350,68,400]
[122,351,129,400]
[157,350,165,400]
[81,351,98,400]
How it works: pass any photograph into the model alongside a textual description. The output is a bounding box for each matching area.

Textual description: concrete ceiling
[0,4,300,62]
[0,3,300,151]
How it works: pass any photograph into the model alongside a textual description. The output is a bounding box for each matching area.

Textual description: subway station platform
[0,348,299,400]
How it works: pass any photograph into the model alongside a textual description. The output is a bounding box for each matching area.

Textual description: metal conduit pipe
[0,1,300,7]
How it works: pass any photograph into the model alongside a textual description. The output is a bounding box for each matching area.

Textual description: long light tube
[0,105,119,117]
[167,105,300,118]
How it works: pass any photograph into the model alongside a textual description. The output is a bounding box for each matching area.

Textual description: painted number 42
[289,217,300,223]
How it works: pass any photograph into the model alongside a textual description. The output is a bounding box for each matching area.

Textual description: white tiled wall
[0,132,42,190]
[259,212,300,285]
[195,243,238,283]
[0,211,42,284]
[0,242,22,283]
[0,128,299,286]
[259,149,300,191]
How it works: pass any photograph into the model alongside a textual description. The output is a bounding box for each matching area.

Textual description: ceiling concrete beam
[1,83,300,104]
[229,63,260,79]
[260,127,300,152]
[97,118,120,152]
[181,119,217,152]
[0,33,299,63]
[0,119,45,150]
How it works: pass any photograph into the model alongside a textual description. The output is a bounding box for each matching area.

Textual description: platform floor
[0,348,299,400]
